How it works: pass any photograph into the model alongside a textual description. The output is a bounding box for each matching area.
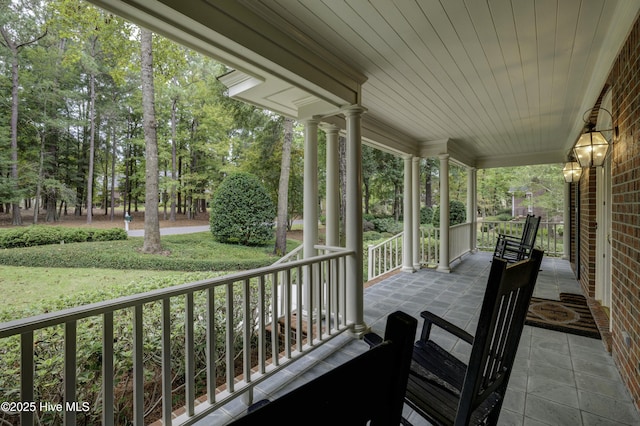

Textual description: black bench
[229,310,417,425]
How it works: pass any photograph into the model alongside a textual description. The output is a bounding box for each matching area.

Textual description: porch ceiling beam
[88,0,365,109]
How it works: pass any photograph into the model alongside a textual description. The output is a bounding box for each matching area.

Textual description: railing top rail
[0,247,354,339]
[272,244,303,265]
[368,231,403,251]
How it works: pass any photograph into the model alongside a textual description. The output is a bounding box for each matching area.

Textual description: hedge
[0,226,127,249]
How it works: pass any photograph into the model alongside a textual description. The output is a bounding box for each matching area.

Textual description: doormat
[526,293,601,339]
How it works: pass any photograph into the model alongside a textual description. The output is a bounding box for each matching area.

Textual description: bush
[433,200,467,227]
[420,206,434,224]
[210,172,275,246]
[371,217,403,234]
[497,213,513,221]
[363,231,383,242]
[0,226,127,249]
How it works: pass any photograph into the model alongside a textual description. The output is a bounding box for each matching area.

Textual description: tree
[0,0,47,225]
[210,172,274,246]
[274,117,294,255]
[140,27,161,253]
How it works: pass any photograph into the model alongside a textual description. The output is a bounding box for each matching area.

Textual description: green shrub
[0,226,127,249]
[371,217,402,234]
[363,231,383,242]
[210,172,275,246]
[433,200,467,227]
[420,206,434,224]
[497,213,513,221]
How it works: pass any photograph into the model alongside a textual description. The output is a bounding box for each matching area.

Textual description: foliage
[0,226,126,248]
[0,232,295,271]
[497,213,513,221]
[210,172,275,246]
[370,217,403,234]
[420,206,434,224]
[433,200,467,227]
[0,273,268,425]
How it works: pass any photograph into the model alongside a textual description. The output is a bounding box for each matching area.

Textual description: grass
[0,266,199,312]
[0,231,301,313]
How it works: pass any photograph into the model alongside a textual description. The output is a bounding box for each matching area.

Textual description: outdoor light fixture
[572,108,618,168]
[562,161,582,183]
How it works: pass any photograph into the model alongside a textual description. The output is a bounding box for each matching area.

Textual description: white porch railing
[0,247,353,426]
[477,220,564,257]
[367,233,403,281]
[449,222,472,263]
[366,223,473,281]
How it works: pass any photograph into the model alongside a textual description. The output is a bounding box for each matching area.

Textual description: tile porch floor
[205,252,640,425]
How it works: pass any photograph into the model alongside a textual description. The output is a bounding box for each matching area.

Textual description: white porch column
[303,118,319,258]
[322,124,340,247]
[467,167,477,253]
[345,106,367,336]
[437,154,451,273]
[303,118,319,318]
[402,155,414,272]
[412,157,421,269]
[563,182,571,260]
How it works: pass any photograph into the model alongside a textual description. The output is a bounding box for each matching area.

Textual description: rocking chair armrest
[364,332,384,348]
[419,311,474,345]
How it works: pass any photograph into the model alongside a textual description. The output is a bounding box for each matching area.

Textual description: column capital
[319,123,340,135]
[343,104,367,117]
[303,117,321,126]
[438,153,450,161]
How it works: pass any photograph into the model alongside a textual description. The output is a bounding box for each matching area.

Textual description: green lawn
[0,266,198,311]
[0,232,301,316]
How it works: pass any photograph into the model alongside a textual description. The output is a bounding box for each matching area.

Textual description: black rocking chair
[493,214,541,262]
[403,249,544,426]
[230,310,417,425]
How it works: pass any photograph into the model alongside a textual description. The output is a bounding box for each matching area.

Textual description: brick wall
[608,14,640,412]
[578,168,597,298]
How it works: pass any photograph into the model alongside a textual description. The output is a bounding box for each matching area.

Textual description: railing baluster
[316,260,323,341]
[103,312,114,426]
[64,321,76,426]
[270,272,279,366]
[185,292,195,417]
[242,279,251,386]
[284,269,292,358]
[258,275,266,373]
[206,287,216,404]
[20,331,34,426]
[133,305,144,425]
[162,298,172,425]
[225,282,234,393]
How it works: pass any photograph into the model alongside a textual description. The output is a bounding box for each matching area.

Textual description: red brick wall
[578,168,597,298]
[608,14,640,412]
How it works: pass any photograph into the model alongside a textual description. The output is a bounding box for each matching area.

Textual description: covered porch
[3,0,640,425]
[205,252,640,425]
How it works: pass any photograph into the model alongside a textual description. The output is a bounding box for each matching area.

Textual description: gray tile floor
[209,252,640,425]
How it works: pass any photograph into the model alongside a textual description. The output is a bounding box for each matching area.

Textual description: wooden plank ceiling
[237,0,638,167]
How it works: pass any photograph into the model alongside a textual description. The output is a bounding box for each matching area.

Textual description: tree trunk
[140,28,162,253]
[33,128,46,224]
[86,66,96,224]
[3,31,23,226]
[110,125,116,221]
[338,135,347,246]
[275,118,294,256]
[170,97,178,221]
